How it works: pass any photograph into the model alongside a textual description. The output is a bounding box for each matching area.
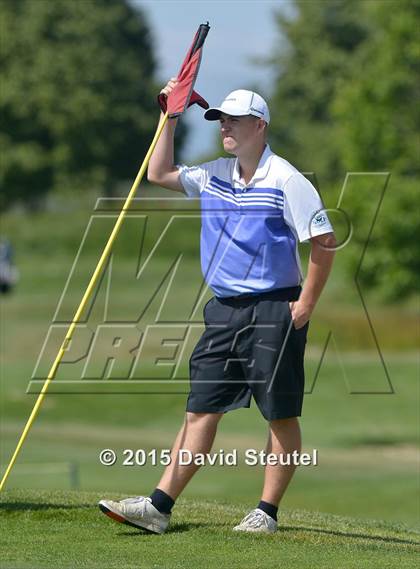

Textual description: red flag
[158,23,210,118]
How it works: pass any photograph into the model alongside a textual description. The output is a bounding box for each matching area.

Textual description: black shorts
[187,286,309,421]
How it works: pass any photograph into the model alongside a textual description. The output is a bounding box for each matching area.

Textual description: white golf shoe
[99,496,170,534]
[233,508,277,533]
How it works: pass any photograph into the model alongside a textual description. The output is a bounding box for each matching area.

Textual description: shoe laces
[120,496,151,515]
[242,509,270,529]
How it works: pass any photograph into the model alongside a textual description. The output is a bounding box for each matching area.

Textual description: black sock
[257,500,278,521]
[149,488,175,514]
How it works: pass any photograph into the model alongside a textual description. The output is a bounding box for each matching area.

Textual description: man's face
[219,113,264,155]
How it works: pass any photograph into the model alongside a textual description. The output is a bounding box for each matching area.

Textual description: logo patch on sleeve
[312,212,327,227]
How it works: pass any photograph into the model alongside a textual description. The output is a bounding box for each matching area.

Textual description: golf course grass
[1,200,419,567]
[1,489,419,569]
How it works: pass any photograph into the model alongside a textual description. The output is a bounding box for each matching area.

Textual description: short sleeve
[283,173,334,242]
[177,163,210,198]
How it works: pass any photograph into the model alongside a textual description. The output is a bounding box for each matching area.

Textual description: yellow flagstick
[0,112,169,492]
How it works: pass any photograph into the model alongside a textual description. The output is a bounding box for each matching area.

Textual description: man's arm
[147,78,185,193]
[290,232,336,329]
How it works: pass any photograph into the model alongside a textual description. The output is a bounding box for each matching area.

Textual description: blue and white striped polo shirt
[178,144,333,298]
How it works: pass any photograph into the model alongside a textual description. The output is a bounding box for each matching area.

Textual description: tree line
[0,0,165,208]
[1,0,418,299]
[269,0,419,300]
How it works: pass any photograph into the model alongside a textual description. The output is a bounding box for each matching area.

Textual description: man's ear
[257,119,267,135]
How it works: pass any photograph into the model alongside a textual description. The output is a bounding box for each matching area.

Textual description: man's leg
[98,411,223,533]
[156,411,223,500]
[260,416,302,506]
[234,416,301,532]
[232,416,301,533]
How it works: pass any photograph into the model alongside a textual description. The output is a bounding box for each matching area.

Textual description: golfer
[99,80,336,534]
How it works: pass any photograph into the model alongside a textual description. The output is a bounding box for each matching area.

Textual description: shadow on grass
[282,525,420,546]
[2,501,418,548]
[118,521,420,546]
[118,522,197,536]
[0,502,92,511]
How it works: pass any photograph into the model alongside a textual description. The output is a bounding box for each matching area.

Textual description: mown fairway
[1,490,419,569]
[1,203,419,568]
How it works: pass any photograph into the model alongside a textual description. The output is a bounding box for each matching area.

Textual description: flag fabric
[158,23,210,118]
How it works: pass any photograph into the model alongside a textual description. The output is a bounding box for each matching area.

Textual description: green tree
[333,0,419,175]
[269,0,419,301]
[0,0,165,209]
[349,175,420,301]
[333,0,420,300]
[268,0,369,183]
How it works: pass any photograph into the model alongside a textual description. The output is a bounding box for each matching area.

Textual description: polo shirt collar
[232,144,273,186]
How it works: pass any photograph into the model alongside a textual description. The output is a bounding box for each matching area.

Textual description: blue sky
[135,1,292,162]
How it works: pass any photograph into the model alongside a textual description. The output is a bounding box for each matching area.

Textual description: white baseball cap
[204,89,270,124]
